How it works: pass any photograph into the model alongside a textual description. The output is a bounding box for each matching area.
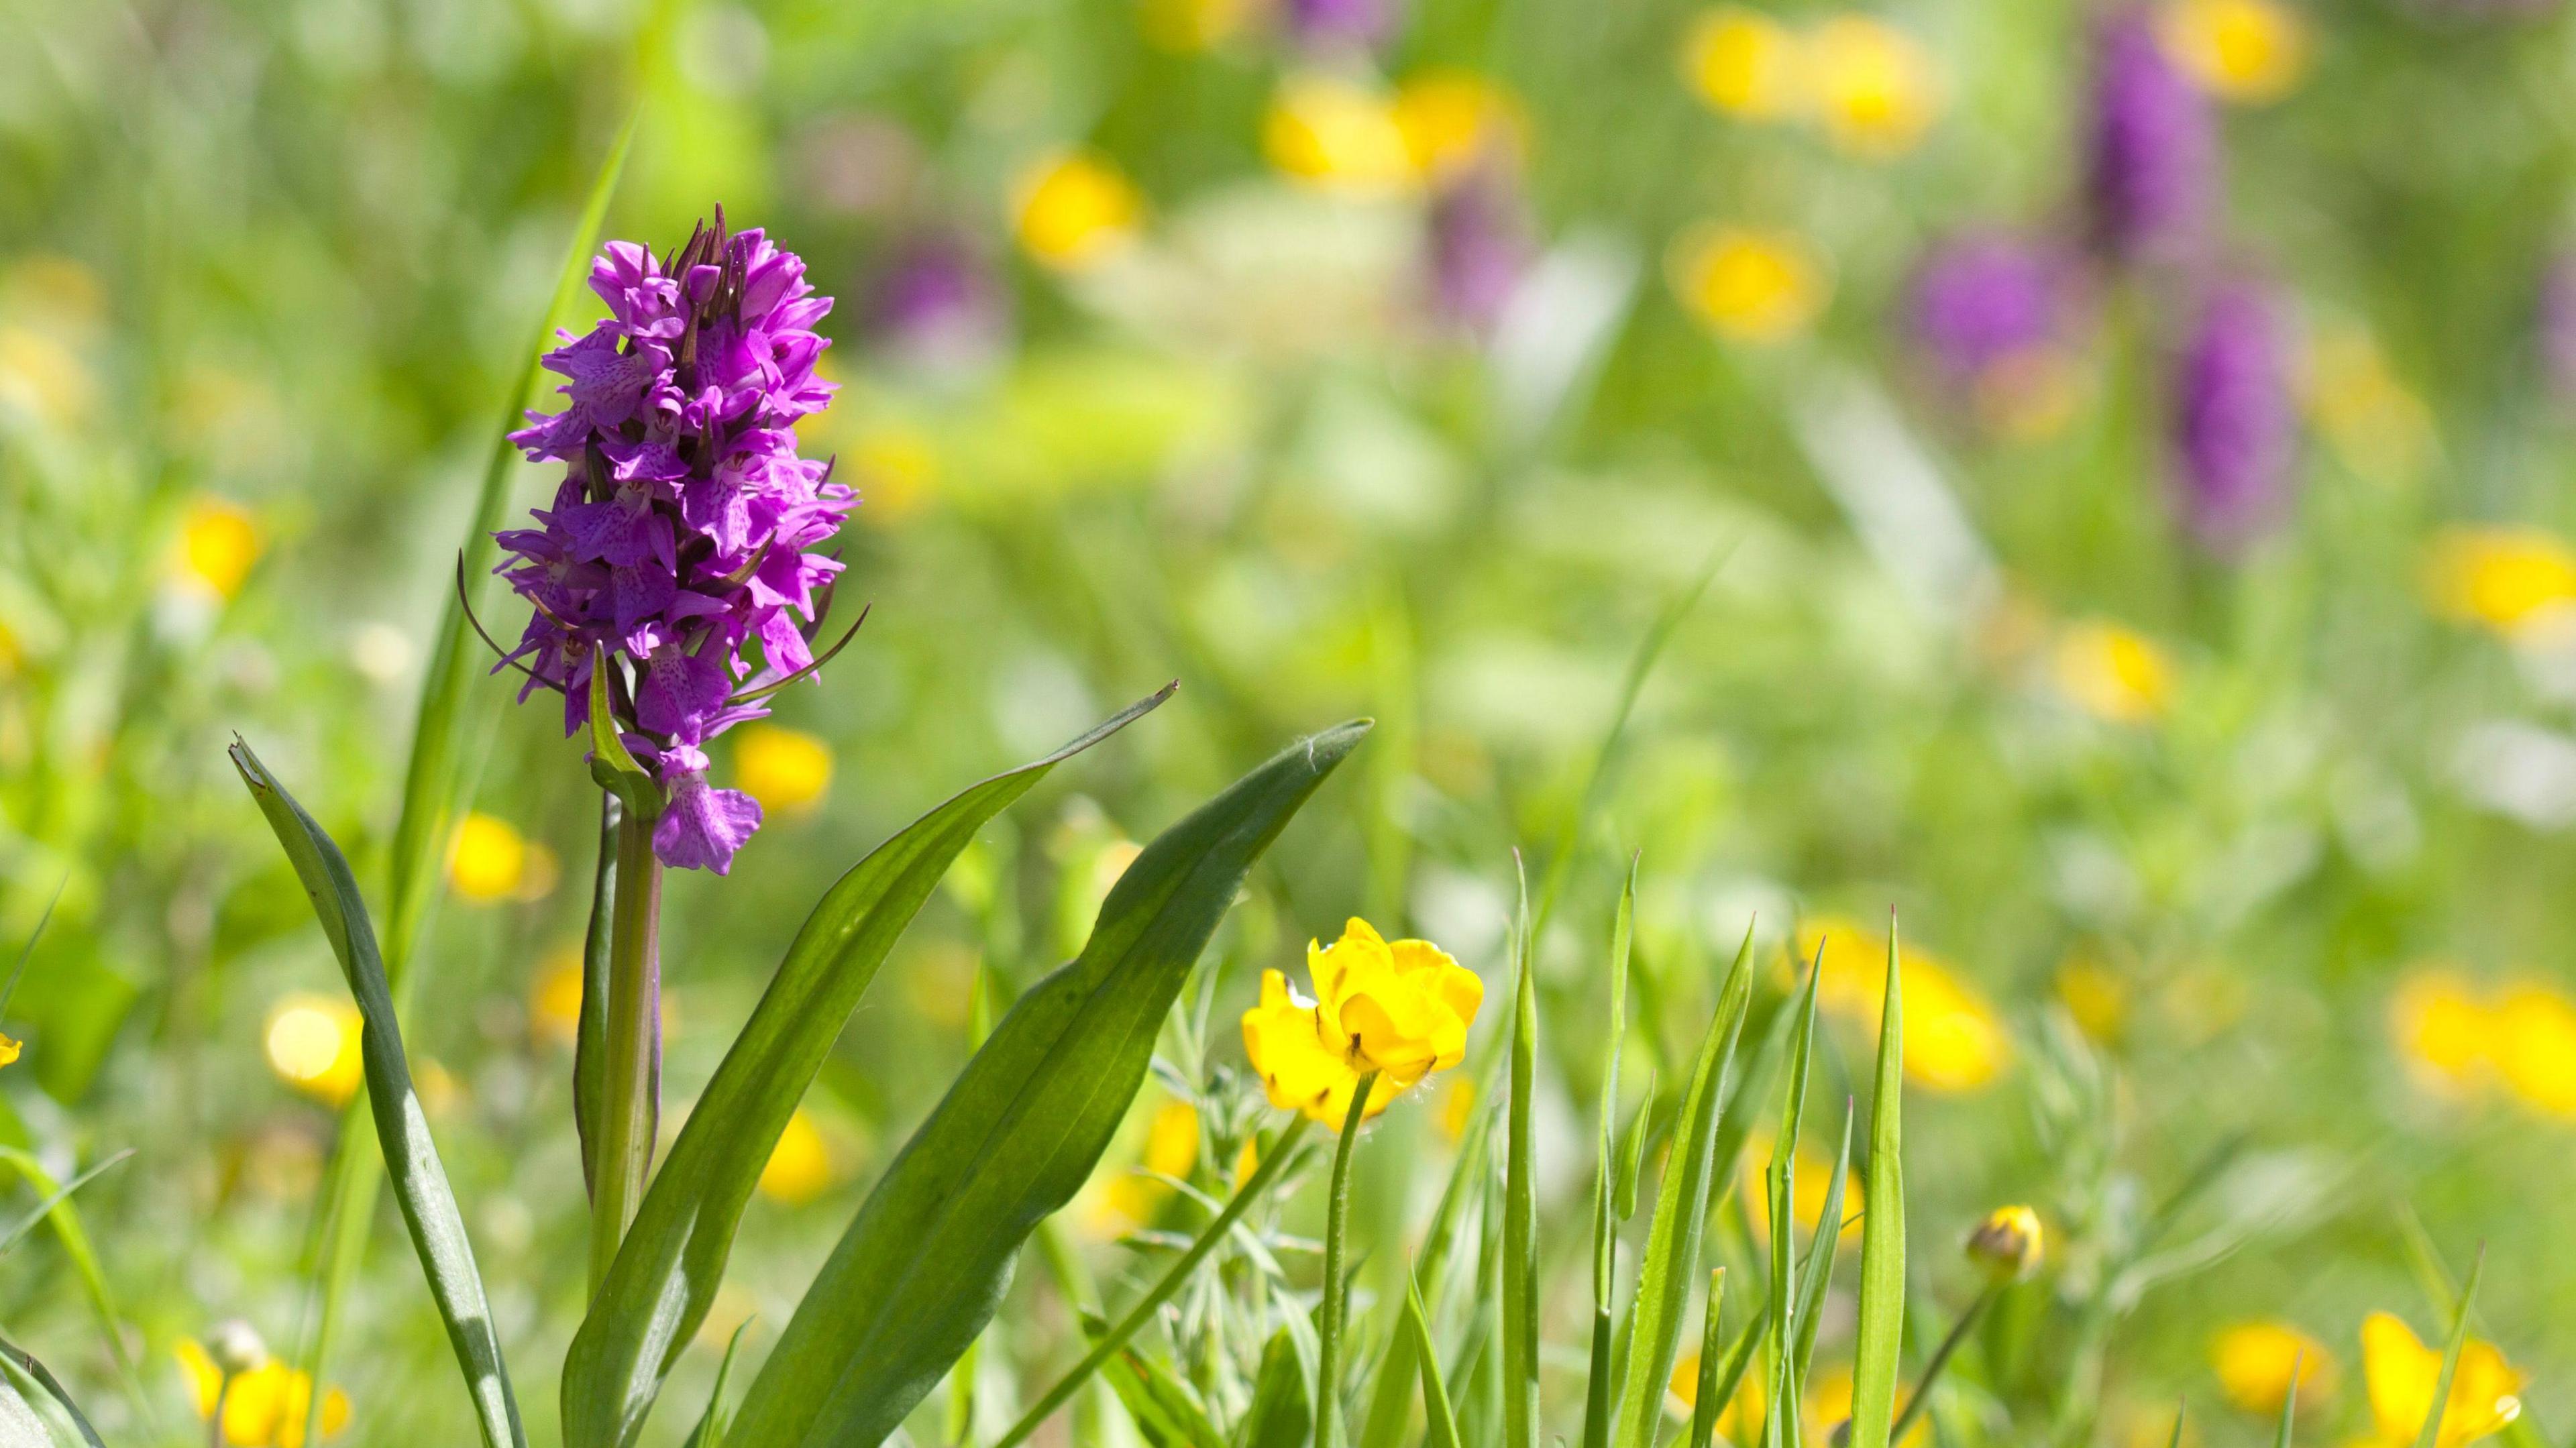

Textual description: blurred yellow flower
[177,1337,351,1447]
[2306,327,2432,488]
[1683,7,1808,121]
[1966,1204,2043,1281]
[1806,1363,1929,1448]
[1799,916,2009,1091]
[759,1107,837,1205]
[445,812,555,903]
[265,993,364,1107]
[1014,152,1144,271]
[0,324,93,426]
[734,724,835,816]
[2493,983,2576,1117]
[1808,15,1942,158]
[0,1029,18,1068]
[2055,956,2129,1044]
[2422,526,2576,636]
[1436,1075,1477,1141]
[170,496,263,602]
[2360,1312,2522,1448]
[1088,1097,1203,1234]
[2389,969,2493,1097]
[1242,917,1483,1127]
[1393,70,1525,180]
[1140,0,1255,50]
[2161,0,2307,104]
[2053,620,2177,724]
[2210,1319,2335,1415]
[1741,1127,1866,1243]
[1671,226,1829,343]
[851,424,939,524]
[1264,75,1417,194]
[530,946,584,1049]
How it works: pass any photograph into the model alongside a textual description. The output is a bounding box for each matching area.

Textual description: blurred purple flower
[1283,0,1397,50]
[2171,280,2298,549]
[871,229,1008,372]
[2086,12,2218,265]
[1426,163,1530,335]
[497,212,849,874]
[1909,233,2068,378]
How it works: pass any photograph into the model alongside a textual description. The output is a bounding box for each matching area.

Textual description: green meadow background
[6,0,2576,1442]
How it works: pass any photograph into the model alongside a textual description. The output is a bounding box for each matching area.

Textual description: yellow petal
[2211,1320,2335,1415]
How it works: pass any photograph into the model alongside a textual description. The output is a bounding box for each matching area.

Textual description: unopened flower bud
[206,1319,268,1377]
[1966,1205,2044,1282]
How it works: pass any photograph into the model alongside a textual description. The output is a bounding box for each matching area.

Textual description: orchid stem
[588,802,663,1295]
[1316,1072,1379,1448]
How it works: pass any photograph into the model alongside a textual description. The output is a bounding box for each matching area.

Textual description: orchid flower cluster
[494,213,849,873]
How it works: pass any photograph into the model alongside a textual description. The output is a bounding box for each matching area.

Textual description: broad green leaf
[564,687,1173,1448]
[1405,1274,1464,1448]
[2412,1249,2486,1448]
[1847,926,1908,1448]
[1503,886,1540,1448]
[1238,1330,1313,1448]
[575,797,619,1201]
[299,101,641,1443]
[229,741,526,1448]
[0,1332,105,1448]
[728,721,1371,1448]
[1613,924,1756,1448]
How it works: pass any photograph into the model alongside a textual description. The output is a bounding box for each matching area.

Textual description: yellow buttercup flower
[445,812,554,903]
[170,496,263,602]
[759,1107,837,1205]
[2053,620,2177,724]
[2211,1320,2336,1415]
[2161,0,2307,105]
[1670,226,1829,343]
[2422,526,2576,637]
[177,1337,352,1447]
[0,1029,19,1068]
[734,724,835,816]
[1264,75,1417,194]
[1808,15,1942,158]
[851,424,939,524]
[1683,7,1808,121]
[2360,1312,2522,1448]
[265,993,365,1107]
[1241,917,1482,1127]
[1799,916,2008,1091]
[2388,969,2493,1097]
[1393,70,1525,180]
[1014,152,1144,272]
[2493,983,2576,1117]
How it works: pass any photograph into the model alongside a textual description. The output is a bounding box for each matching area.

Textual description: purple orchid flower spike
[2085,11,2219,266]
[492,210,852,873]
[2171,278,2299,551]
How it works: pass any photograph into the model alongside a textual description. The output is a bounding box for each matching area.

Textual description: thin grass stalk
[1686,1269,1728,1448]
[991,1113,1318,1448]
[1316,1073,1381,1448]
[1886,1286,1994,1446]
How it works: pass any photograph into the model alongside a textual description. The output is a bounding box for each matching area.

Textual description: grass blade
[0,1331,105,1448]
[575,795,619,1201]
[0,1150,129,1258]
[1582,864,1638,1448]
[680,1322,751,1448]
[2412,1247,2486,1448]
[1766,947,1826,1427]
[2273,1350,2302,1448]
[727,722,1370,1448]
[1686,1269,1728,1448]
[1503,869,1541,1448]
[297,102,641,1442]
[1089,1316,1226,1448]
[1613,922,1758,1448]
[1846,922,1908,1448]
[230,740,526,1448]
[1788,1102,1854,1380]
[1243,1329,1316,1448]
[564,687,1173,1448]
[1405,1273,1465,1448]
[0,1147,148,1423]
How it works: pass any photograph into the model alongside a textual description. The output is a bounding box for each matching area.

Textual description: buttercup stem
[588,801,664,1294]
[1316,1072,1379,1448]
[987,1113,1318,1448]
[1887,1284,1995,1445]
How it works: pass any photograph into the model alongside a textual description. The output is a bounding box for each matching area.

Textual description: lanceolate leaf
[229,741,526,1448]
[1847,926,1908,1448]
[1240,1329,1315,1448]
[1503,887,1541,1448]
[561,687,1174,1448]
[727,722,1371,1448]
[1613,924,1757,1448]
[1405,1274,1465,1448]
[0,1331,105,1448]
